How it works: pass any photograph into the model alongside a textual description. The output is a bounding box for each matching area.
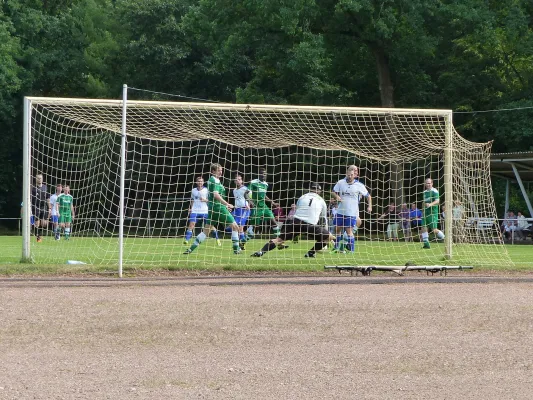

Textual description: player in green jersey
[246,167,280,239]
[56,184,75,240]
[420,178,445,249]
[184,163,242,255]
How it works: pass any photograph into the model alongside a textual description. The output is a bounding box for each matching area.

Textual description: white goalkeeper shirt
[233,185,249,208]
[333,178,369,217]
[50,194,60,216]
[191,187,209,214]
[294,192,328,226]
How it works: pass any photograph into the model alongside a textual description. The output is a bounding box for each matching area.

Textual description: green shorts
[208,206,235,226]
[423,214,439,231]
[59,215,72,224]
[250,206,275,226]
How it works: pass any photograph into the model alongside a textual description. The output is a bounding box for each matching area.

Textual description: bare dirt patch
[1,277,532,399]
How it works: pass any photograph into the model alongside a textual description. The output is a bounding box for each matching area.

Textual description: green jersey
[249,179,269,208]
[423,188,440,218]
[207,176,226,208]
[58,194,74,216]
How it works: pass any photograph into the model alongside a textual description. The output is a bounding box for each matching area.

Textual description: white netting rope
[26,99,511,268]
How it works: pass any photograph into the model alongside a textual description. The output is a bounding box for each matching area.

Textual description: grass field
[0,235,531,275]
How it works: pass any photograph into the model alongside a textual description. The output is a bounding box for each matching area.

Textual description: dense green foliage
[1,0,532,218]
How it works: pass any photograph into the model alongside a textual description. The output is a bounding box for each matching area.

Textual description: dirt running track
[1,275,532,399]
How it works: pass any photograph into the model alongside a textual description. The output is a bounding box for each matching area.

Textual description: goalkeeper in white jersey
[331,165,372,253]
[251,182,333,258]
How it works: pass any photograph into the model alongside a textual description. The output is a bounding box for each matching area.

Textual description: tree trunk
[372,46,395,108]
[372,46,403,206]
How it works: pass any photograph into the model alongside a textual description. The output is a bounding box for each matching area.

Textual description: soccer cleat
[277,243,289,250]
[422,243,431,249]
[36,236,42,243]
[217,239,222,247]
[304,252,316,258]
[233,248,242,255]
[55,234,60,241]
[239,241,246,250]
[183,249,192,254]
[251,251,264,257]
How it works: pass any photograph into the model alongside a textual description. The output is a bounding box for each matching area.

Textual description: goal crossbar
[21,88,511,276]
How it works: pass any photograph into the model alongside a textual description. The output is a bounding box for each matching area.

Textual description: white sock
[231,231,239,242]
[196,232,207,244]
[436,231,445,239]
[421,232,429,242]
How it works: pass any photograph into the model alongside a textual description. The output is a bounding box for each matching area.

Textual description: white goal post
[22,86,512,276]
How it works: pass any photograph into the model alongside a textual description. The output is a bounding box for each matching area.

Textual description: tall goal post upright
[22,97,32,262]
[21,98,512,270]
[118,84,128,278]
[444,110,453,260]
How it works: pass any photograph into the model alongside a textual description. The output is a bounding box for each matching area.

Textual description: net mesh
[26,99,512,268]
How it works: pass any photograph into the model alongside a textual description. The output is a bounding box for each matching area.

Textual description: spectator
[452,200,464,221]
[502,211,518,240]
[399,203,412,241]
[516,211,532,240]
[273,204,286,223]
[287,204,297,220]
[377,203,399,241]
[409,203,422,229]
[452,200,465,242]
[287,203,298,243]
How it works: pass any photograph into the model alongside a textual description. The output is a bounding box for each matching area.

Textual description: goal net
[22,95,512,272]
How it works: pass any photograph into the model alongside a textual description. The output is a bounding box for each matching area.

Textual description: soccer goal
[22,86,512,276]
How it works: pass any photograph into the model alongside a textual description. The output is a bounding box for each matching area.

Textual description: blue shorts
[233,208,250,226]
[334,214,358,228]
[189,213,208,223]
[51,215,59,224]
